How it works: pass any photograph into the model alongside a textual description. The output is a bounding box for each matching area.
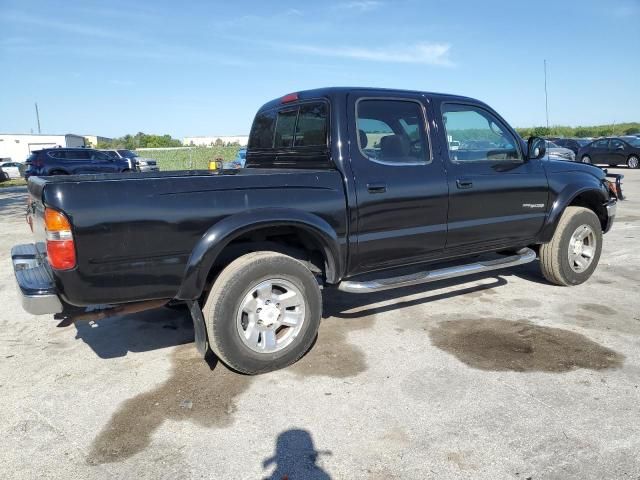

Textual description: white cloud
[285,41,454,66]
[337,1,384,11]
[3,12,125,40]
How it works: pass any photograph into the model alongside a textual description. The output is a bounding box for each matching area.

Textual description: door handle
[367,182,387,194]
[456,178,473,189]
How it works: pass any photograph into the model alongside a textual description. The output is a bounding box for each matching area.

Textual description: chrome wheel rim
[568,224,596,273]
[629,156,639,169]
[582,156,591,164]
[236,278,306,354]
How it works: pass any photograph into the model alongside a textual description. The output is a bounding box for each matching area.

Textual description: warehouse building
[0,133,86,162]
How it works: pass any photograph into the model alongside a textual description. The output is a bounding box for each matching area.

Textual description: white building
[0,133,86,162]
[182,135,249,147]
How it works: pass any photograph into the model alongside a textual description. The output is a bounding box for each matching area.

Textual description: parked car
[13,87,621,374]
[101,149,159,172]
[224,148,246,169]
[23,148,132,178]
[0,161,23,179]
[546,141,575,162]
[550,138,591,155]
[577,137,640,168]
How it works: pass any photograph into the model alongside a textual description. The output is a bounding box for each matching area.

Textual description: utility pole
[543,60,550,129]
[35,102,41,134]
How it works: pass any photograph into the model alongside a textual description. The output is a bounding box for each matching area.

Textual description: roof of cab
[256,86,481,113]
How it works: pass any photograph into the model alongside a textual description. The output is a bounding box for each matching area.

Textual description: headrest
[380,135,409,158]
[358,129,368,149]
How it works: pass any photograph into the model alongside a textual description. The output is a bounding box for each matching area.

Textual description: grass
[0,178,27,188]
[137,146,241,171]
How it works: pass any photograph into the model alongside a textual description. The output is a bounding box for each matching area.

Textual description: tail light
[44,208,76,270]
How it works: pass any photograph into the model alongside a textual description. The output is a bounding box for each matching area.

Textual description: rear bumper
[11,244,63,315]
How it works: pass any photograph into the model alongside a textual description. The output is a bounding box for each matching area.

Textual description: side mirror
[527,136,546,160]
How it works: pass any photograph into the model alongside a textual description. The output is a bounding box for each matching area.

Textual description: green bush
[136,146,240,171]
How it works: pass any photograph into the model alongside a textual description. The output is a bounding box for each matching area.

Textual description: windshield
[547,141,560,148]
[117,149,138,158]
[576,139,590,146]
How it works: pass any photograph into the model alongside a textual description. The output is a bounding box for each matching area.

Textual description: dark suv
[24,148,132,178]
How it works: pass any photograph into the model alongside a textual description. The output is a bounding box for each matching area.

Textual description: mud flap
[186,300,209,356]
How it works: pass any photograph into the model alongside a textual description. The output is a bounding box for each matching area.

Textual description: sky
[1,0,638,138]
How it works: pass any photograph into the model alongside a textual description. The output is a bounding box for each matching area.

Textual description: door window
[442,104,521,162]
[609,139,624,150]
[593,139,608,148]
[356,99,430,164]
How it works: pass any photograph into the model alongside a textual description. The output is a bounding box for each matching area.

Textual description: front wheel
[539,206,602,286]
[203,251,322,374]
[627,155,639,169]
[581,155,592,164]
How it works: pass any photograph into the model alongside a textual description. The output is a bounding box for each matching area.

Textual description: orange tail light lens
[44,208,76,270]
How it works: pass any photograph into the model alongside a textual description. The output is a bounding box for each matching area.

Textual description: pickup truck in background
[12,87,621,374]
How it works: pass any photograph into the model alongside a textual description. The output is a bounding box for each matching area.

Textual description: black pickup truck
[12,87,621,374]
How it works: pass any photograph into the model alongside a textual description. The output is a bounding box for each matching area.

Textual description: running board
[337,248,536,293]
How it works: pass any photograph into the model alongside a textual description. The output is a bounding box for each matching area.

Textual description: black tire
[581,155,591,164]
[627,155,639,169]
[203,251,322,374]
[539,206,602,286]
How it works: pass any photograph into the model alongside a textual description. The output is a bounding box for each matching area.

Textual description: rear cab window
[248,100,329,168]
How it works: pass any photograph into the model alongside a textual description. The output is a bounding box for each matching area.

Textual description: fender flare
[539,184,607,242]
[176,208,343,300]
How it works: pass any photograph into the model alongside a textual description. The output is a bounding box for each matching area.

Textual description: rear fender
[176,208,342,300]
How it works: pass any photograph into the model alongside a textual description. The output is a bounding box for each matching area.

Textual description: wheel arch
[539,185,608,242]
[176,208,343,300]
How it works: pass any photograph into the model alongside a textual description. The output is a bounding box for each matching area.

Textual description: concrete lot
[1,170,639,480]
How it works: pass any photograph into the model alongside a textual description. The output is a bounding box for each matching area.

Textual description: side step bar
[337,248,536,293]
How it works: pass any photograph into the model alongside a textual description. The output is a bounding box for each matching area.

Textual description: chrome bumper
[604,200,617,233]
[11,244,63,315]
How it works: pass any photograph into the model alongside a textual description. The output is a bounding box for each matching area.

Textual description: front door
[347,93,448,273]
[439,102,549,251]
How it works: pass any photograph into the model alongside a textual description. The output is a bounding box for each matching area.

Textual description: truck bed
[28,168,347,306]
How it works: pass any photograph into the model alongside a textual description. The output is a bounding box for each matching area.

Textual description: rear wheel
[539,206,602,286]
[203,251,322,374]
[627,155,639,169]
[581,155,592,164]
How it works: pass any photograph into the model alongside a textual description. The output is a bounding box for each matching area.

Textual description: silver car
[101,149,159,172]
[546,141,576,162]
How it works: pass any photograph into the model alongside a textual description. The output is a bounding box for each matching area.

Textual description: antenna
[543,60,549,129]
[35,102,41,134]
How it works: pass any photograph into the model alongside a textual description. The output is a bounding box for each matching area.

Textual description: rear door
[347,93,448,273]
[439,101,548,251]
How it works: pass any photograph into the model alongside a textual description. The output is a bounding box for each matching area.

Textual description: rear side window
[593,139,608,148]
[356,99,430,164]
[70,150,91,160]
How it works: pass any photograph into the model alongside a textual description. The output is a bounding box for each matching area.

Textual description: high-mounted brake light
[44,208,76,270]
[281,92,299,103]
